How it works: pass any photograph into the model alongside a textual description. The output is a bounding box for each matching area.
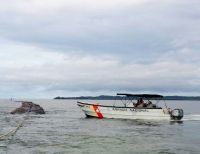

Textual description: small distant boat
[77,93,184,121]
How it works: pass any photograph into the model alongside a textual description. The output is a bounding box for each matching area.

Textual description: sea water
[0,99,200,154]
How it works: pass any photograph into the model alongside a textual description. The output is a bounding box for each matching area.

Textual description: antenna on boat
[163,97,168,109]
[114,95,117,107]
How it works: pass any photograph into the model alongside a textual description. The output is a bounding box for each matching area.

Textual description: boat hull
[77,102,174,120]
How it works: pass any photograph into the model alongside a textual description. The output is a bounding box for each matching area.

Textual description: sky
[0,0,200,98]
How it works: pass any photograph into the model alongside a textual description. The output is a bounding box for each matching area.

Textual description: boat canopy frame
[116,93,164,107]
[117,93,164,99]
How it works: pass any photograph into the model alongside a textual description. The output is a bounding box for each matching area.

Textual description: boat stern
[170,109,184,120]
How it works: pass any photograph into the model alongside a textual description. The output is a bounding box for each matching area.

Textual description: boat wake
[182,114,200,121]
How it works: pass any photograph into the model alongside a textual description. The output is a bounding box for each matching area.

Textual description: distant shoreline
[54,95,200,101]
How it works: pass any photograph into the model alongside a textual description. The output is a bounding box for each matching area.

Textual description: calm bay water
[0,99,200,154]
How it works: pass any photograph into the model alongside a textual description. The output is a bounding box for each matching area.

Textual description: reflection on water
[169,120,183,125]
[0,99,200,154]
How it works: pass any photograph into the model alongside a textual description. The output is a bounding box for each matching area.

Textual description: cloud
[0,38,200,98]
[0,0,200,97]
[1,0,199,60]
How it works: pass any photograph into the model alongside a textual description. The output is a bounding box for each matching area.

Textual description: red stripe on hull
[93,105,103,119]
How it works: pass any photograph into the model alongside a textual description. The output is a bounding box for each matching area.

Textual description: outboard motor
[170,109,184,120]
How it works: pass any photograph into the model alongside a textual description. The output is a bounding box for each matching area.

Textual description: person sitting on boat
[147,101,153,108]
[135,99,140,107]
[135,98,145,108]
[146,100,157,108]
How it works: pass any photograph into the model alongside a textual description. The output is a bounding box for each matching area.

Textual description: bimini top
[117,93,164,98]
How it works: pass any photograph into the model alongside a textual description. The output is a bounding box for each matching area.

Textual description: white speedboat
[77,93,184,121]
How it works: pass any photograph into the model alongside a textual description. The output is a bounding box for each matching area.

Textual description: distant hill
[164,96,200,100]
[54,95,200,100]
[54,95,122,100]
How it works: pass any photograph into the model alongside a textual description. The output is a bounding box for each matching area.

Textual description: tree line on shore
[54,95,200,100]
